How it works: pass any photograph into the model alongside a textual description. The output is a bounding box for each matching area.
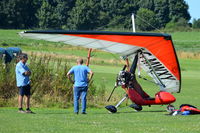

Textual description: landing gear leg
[105,95,128,113]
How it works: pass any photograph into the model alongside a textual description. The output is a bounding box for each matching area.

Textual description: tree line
[0,0,199,31]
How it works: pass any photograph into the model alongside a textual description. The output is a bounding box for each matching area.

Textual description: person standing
[15,53,33,113]
[67,58,94,114]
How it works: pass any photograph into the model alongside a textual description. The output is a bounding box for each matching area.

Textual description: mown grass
[171,31,200,52]
[1,106,200,133]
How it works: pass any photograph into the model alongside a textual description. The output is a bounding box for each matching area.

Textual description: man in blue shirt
[67,58,94,114]
[15,53,33,113]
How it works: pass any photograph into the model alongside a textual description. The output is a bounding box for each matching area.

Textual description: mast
[131,13,136,32]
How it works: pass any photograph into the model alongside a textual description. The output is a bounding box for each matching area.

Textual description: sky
[184,0,200,21]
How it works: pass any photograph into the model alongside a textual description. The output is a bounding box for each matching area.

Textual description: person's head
[77,58,83,65]
[19,53,28,63]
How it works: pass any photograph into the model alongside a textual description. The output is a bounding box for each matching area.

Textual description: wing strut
[130,53,138,74]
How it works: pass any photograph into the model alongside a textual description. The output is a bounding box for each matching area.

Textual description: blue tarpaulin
[4,47,22,63]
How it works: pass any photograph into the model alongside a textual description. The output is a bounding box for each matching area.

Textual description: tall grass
[177,51,200,59]
[0,60,17,99]
[0,54,107,108]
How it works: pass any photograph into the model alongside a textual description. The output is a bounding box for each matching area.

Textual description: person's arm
[67,72,74,84]
[23,71,31,76]
[18,65,31,76]
[67,67,75,84]
[88,70,94,83]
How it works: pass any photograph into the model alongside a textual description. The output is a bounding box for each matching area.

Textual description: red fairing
[154,91,176,104]
[128,89,176,105]
[128,88,154,105]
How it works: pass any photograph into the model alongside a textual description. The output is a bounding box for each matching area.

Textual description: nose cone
[155,91,176,104]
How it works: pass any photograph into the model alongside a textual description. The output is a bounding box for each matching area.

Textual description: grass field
[0,30,200,133]
[1,106,200,133]
[171,31,200,52]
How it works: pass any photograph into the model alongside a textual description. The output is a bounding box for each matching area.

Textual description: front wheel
[105,105,117,113]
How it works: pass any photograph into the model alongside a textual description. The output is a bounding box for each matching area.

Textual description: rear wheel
[129,104,143,111]
[166,104,175,112]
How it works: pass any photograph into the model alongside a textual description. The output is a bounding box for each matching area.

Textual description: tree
[20,0,41,28]
[54,0,75,29]
[154,0,169,28]
[0,0,193,30]
[168,0,190,22]
[0,1,6,28]
[37,0,59,29]
[138,0,154,11]
[67,0,101,30]
[136,8,157,31]
[99,0,140,30]
[0,0,39,29]
[192,18,200,29]
[165,17,190,31]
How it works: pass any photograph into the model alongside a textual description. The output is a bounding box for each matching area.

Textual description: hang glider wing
[19,30,181,93]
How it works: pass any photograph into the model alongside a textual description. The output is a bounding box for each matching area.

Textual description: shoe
[26,109,34,114]
[18,109,26,113]
[18,110,26,113]
[81,112,87,114]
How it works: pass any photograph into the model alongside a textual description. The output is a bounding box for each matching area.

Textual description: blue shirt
[15,61,30,87]
[68,65,91,87]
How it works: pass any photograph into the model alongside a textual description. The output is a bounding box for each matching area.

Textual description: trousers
[73,86,88,113]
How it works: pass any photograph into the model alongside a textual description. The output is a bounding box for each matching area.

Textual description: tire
[105,105,117,113]
[129,104,143,111]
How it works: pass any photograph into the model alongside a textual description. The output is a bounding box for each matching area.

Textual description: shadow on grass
[93,106,167,115]
[36,111,68,115]
[141,110,166,112]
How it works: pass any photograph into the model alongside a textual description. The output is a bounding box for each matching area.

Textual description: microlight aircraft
[19,30,181,113]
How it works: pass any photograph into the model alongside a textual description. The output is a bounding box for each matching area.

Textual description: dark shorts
[18,84,31,96]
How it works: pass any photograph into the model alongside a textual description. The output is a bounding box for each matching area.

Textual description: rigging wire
[109,52,126,66]
[90,48,125,66]
[134,14,165,35]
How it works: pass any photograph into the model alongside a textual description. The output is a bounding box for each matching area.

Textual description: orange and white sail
[19,30,181,93]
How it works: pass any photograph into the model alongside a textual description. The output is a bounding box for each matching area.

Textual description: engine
[116,70,135,86]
